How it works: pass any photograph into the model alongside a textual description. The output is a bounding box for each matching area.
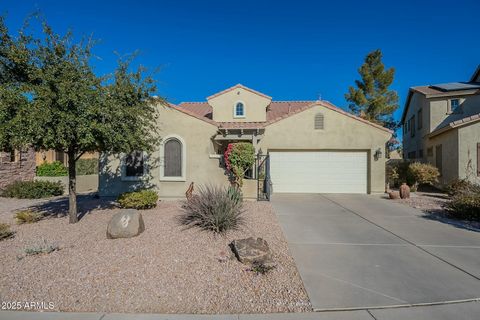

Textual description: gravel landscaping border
[0,199,311,313]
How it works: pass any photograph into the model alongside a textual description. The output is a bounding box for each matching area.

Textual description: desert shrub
[445,193,480,221]
[2,180,64,199]
[0,223,15,241]
[117,189,158,209]
[24,240,60,256]
[388,161,440,190]
[388,161,414,187]
[408,162,440,189]
[76,158,98,175]
[446,179,480,196]
[36,161,68,176]
[181,185,244,233]
[15,210,43,224]
[224,142,255,186]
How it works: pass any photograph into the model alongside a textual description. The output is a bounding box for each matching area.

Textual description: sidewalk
[1,300,479,320]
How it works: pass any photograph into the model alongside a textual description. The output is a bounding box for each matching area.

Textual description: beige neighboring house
[402,65,480,185]
[99,84,392,199]
[35,150,98,166]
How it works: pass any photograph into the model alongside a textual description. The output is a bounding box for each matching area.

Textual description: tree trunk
[68,150,78,223]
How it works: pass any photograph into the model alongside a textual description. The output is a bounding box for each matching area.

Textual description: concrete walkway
[271,193,480,315]
[1,301,479,319]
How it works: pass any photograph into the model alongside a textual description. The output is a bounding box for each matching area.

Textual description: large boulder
[230,237,274,266]
[107,209,145,239]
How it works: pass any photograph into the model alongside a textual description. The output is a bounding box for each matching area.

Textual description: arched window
[164,138,182,177]
[314,113,324,130]
[234,102,245,117]
[160,134,186,181]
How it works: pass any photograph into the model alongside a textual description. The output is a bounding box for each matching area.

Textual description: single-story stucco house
[99,84,392,199]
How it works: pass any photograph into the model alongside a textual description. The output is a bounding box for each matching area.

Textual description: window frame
[160,134,187,182]
[410,115,416,137]
[417,108,423,130]
[450,99,461,113]
[121,151,148,181]
[233,101,246,118]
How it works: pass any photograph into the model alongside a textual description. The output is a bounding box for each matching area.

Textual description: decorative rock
[388,191,400,199]
[230,237,274,266]
[399,183,411,199]
[107,209,145,239]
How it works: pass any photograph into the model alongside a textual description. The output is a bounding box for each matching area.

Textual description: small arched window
[234,102,245,117]
[314,113,324,130]
[164,138,182,177]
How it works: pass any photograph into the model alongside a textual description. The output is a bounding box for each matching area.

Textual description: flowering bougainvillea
[223,142,255,186]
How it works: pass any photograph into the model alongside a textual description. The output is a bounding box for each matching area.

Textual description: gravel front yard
[0,199,311,314]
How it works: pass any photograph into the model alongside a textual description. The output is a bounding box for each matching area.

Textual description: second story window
[410,115,415,138]
[450,99,461,113]
[417,109,423,130]
[234,102,245,118]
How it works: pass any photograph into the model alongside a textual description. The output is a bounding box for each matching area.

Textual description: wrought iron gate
[256,154,271,201]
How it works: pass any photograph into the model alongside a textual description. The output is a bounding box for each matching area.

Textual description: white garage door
[270,151,367,194]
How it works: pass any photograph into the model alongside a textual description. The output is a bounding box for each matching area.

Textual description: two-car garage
[269,151,368,194]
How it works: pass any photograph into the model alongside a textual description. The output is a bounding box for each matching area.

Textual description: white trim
[121,151,148,182]
[233,100,246,118]
[160,134,187,182]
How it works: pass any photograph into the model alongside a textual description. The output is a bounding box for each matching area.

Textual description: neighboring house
[0,148,36,190]
[99,84,392,198]
[402,65,480,185]
[35,150,98,166]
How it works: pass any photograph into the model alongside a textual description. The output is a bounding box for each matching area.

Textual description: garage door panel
[270,151,367,194]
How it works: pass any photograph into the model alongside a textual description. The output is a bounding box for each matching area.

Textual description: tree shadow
[30,193,117,221]
[421,209,480,233]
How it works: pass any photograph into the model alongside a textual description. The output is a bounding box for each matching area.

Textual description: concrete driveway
[271,194,480,312]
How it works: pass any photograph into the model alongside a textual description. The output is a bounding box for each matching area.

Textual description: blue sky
[3,0,480,137]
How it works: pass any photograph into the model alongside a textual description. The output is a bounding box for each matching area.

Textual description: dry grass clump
[15,209,43,224]
[180,185,244,234]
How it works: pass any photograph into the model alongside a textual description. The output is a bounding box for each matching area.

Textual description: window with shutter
[314,113,324,130]
[164,138,182,177]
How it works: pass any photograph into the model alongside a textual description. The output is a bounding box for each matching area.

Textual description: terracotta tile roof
[174,100,392,133]
[266,101,315,121]
[206,84,272,100]
[167,102,217,126]
[429,113,480,137]
[218,122,267,129]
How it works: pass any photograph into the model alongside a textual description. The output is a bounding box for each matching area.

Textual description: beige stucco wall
[100,102,391,197]
[99,104,228,198]
[426,130,459,186]
[257,104,392,193]
[458,122,480,184]
[208,87,271,122]
[403,92,429,159]
[430,94,480,131]
[36,174,98,194]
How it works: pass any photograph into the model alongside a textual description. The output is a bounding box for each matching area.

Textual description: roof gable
[206,84,272,101]
[176,100,392,133]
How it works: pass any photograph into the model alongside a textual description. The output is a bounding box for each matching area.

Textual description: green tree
[0,16,160,223]
[345,49,399,131]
